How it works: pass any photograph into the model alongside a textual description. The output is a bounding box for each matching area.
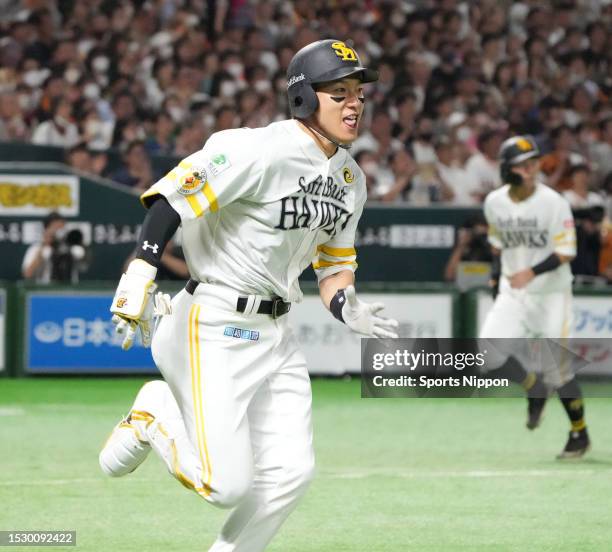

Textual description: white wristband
[126,259,157,280]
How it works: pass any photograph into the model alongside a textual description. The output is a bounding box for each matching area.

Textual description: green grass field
[1,377,612,551]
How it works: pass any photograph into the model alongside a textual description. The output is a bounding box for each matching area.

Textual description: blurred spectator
[481,33,504,82]
[214,105,239,133]
[175,120,207,157]
[464,129,503,201]
[590,117,612,184]
[31,73,64,122]
[508,82,544,136]
[599,216,612,283]
[0,91,29,141]
[563,164,604,208]
[584,21,609,81]
[111,140,155,191]
[539,124,585,191]
[144,111,176,156]
[82,106,114,151]
[65,143,93,173]
[603,172,612,221]
[0,0,608,207]
[352,108,402,158]
[434,137,476,205]
[31,96,80,147]
[411,117,437,166]
[380,149,416,203]
[566,85,597,127]
[406,117,440,204]
[572,206,604,278]
[356,150,388,200]
[110,91,139,147]
[91,151,111,178]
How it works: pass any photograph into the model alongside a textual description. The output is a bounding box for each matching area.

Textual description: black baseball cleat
[557,428,591,459]
[526,376,547,430]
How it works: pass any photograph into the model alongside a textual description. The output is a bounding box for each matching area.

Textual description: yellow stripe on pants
[189,304,213,497]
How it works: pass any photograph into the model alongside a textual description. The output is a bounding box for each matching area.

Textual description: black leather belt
[185,279,291,319]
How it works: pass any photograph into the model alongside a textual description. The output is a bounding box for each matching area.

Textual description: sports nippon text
[362,341,508,397]
[361,338,610,398]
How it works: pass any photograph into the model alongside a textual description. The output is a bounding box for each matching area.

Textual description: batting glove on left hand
[336,285,399,338]
[110,259,158,350]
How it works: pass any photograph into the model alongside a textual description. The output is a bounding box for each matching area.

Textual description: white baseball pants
[480,289,574,386]
[480,289,573,339]
[150,283,315,552]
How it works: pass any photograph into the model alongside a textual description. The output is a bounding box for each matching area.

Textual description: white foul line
[0,469,609,487]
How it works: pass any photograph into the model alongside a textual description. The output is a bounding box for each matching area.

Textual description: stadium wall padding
[4,282,612,376]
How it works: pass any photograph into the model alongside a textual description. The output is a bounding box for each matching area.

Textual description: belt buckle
[271,298,289,319]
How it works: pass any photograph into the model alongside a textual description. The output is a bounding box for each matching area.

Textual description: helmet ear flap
[289,82,319,119]
[501,163,523,186]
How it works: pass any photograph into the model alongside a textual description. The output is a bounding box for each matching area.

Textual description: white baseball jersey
[484,182,576,294]
[141,119,365,302]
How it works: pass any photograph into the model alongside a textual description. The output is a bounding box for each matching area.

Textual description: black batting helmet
[499,135,540,185]
[286,39,378,119]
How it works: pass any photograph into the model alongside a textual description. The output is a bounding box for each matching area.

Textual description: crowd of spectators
[1,0,611,280]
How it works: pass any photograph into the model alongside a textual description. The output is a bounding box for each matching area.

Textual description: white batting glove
[110,259,158,350]
[341,285,399,338]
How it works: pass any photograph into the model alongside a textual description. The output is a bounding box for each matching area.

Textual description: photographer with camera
[444,213,493,288]
[571,205,605,282]
[21,212,89,284]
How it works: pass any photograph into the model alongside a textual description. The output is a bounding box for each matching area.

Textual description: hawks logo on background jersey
[331,41,357,61]
[495,216,548,248]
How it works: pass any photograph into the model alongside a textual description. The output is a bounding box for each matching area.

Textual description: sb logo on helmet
[332,41,357,62]
[516,138,533,152]
[116,297,128,308]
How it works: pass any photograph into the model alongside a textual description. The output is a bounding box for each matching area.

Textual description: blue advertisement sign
[25,292,158,373]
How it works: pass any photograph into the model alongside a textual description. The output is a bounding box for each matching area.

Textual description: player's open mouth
[343,114,358,130]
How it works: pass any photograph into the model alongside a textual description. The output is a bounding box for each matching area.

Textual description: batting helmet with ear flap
[499,135,540,186]
[286,39,378,119]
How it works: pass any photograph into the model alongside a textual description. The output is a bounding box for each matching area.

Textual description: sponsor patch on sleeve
[207,153,231,177]
[177,167,206,196]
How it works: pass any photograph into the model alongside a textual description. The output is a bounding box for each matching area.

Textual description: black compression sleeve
[134,197,181,267]
[531,253,561,276]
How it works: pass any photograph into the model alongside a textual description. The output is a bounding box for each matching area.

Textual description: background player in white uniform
[98,39,398,552]
[480,135,590,459]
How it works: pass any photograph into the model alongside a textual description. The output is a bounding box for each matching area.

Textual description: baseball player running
[480,135,590,459]
[99,39,398,551]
